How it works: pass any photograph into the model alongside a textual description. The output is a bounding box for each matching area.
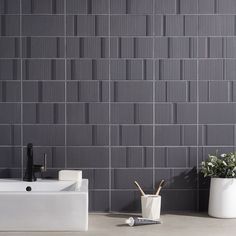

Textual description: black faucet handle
[33,153,47,173]
[41,153,47,172]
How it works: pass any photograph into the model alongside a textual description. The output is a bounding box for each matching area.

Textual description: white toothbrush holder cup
[141,195,161,220]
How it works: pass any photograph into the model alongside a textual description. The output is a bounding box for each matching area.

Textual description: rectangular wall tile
[111,15,149,36]
[22,16,64,36]
[67,125,109,146]
[83,169,109,189]
[67,81,109,102]
[22,37,64,58]
[67,15,109,37]
[23,103,65,124]
[67,59,109,81]
[0,15,20,36]
[111,147,153,168]
[0,60,20,81]
[22,0,64,14]
[199,15,235,36]
[89,191,109,211]
[111,103,153,124]
[156,125,197,146]
[111,125,153,146]
[155,0,176,14]
[199,125,234,146]
[23,59,65,81]
[199,104,236,124]
[111,59,153,80]
[112,169,153,189]
[111,0,153,14]
[0,38,19,58]
[23,81,65,102]
[0,125,21,145]
[198,0,215,14]
[0,82,21,102]
[0,0,20,14]
[67,147,109,168]
[199,60,223,80]
[23,125,65,146]
[0,103,21,124]
[111,81,153,102]
[0,147,21,168]
[67,37,109,58]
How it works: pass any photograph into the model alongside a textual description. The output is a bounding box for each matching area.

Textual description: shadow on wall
[198,173,210,212]
[163,169,210,212]
[112,168,211,212]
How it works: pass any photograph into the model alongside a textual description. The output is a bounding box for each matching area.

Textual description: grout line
[108,0,112,212]
[1,79,236,82]
[4,35,236,38]
[152,0,156,191]
[0,145,234,148]
[5,35,236,38]
[19,0,24,179]
[64,0,67,168]
[4,13,236,16]
[3,101,236,104]
[3,57,236,60]
[1,123,236,126]
[196,0,200,211]
[4,57,236,60]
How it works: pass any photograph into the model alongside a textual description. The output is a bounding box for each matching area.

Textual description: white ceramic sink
[0,178,88,231]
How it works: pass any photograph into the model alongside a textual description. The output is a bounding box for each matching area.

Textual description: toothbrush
[155,180,165,195]
[134,181,146,196]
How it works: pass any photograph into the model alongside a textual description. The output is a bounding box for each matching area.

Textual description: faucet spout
[23,143,36,182]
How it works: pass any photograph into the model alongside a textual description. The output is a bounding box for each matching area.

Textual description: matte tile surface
[0,0,234,212]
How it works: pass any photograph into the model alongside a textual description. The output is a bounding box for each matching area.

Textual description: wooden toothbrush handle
[155,180,165,195]
[134,181,145,196]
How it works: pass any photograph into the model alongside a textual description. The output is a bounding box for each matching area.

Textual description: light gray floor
[1,212,236,236]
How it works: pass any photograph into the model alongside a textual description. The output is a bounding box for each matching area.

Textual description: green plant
[201,152,236,178]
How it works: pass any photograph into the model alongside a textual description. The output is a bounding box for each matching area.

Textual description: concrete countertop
[1,212,236,236]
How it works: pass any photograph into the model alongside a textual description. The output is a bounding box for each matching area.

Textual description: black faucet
[23,143,47,182]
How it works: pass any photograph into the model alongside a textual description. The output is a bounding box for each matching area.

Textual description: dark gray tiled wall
[0,0,235,212]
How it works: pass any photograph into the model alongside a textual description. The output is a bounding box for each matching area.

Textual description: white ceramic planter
[208,178,236,218]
